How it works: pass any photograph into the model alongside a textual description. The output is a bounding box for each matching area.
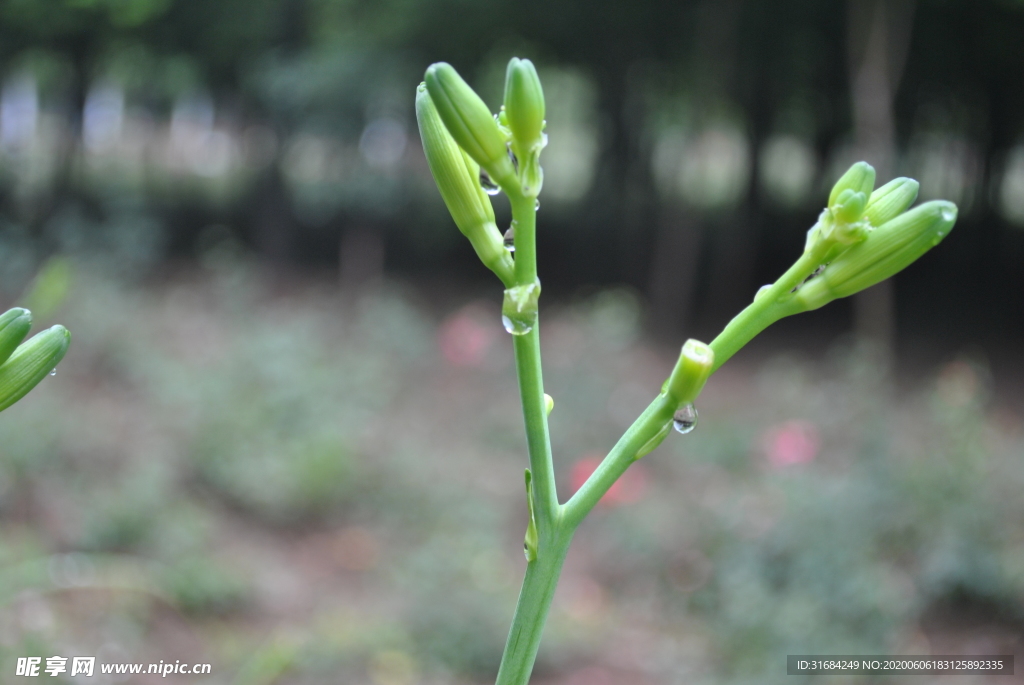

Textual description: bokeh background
[0,0,1023,683]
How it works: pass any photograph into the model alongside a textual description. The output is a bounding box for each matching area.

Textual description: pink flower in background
[437,302,497,366]
[762,420,820,467]
[570,453,648,506]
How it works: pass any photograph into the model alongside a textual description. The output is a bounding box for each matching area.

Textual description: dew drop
[480,171,500,195]
[504,226,515,251]
[534,199,540,211]
[502,314,533,336]
[49,368,56,377]
[672,403,698,434]
[940,207,956,222]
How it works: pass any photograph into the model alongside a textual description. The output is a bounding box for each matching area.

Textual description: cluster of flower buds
[417,58,547,283]
[0,308,70,412]
[796,162,957,311]
[416,84,515,286]
[804,162,877,259]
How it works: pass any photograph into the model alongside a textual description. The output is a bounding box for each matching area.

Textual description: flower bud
[0,324,70,412]
[503,57,547,197]
[0,308,32,367]
[832,189,868,224]
[797,201,958,311]
[504,58,545,148]
[862,177,919,227]
[664,339,714,406]
[416,84,514,286]
[828,161,876,209]
[424,62,515,184]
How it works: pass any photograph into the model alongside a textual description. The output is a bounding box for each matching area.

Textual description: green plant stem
[512,327,559,521]
[563,394,674,527]
[494,529,572,685]
[508,193,557,520]
[492,191,570,685]
[707,244,825,372]
[564,242,829,527]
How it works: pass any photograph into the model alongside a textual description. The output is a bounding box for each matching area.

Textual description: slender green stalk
[508,194,558,521]
[708,244,827,372]
[563,395,674,527]
[494,529,572,685]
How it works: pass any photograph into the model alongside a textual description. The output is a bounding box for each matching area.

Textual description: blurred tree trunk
[847,0,916,356]
[647,207,702,338]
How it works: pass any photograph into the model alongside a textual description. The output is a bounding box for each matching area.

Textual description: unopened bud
[828,161,876,209]
[797,201,958,311]
[0,324,70,412]
[503,58,546,196]
[416,84,514,286]
[664,339,714,406]
[862,177,919,227]
[0,308,32,367]
[424,63,515,184]
[832,189,868,224]
[504,58,545,151]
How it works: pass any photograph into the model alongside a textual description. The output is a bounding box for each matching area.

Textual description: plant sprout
[416,58,958,685]
[0,307,70,412]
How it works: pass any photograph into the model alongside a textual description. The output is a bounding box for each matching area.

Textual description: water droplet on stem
[502,315,533,335]
[672,403,698,434]
[480,171,500,195]
[504,226,515,251]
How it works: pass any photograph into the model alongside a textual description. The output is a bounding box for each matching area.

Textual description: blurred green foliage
[0,262,1020,682]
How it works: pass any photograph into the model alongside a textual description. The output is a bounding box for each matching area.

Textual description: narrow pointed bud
[863,177,919,227]
[504,57,546,197]
[416,84,514,286]
[828,161,876,208]
[504,58,545,147]
[665,339,714,406]
[797,201,958,311]
[0,324,70,412]
[424,63,515,185]
[0,308,32,367]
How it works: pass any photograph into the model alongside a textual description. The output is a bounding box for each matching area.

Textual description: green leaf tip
[0,324,70,412]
